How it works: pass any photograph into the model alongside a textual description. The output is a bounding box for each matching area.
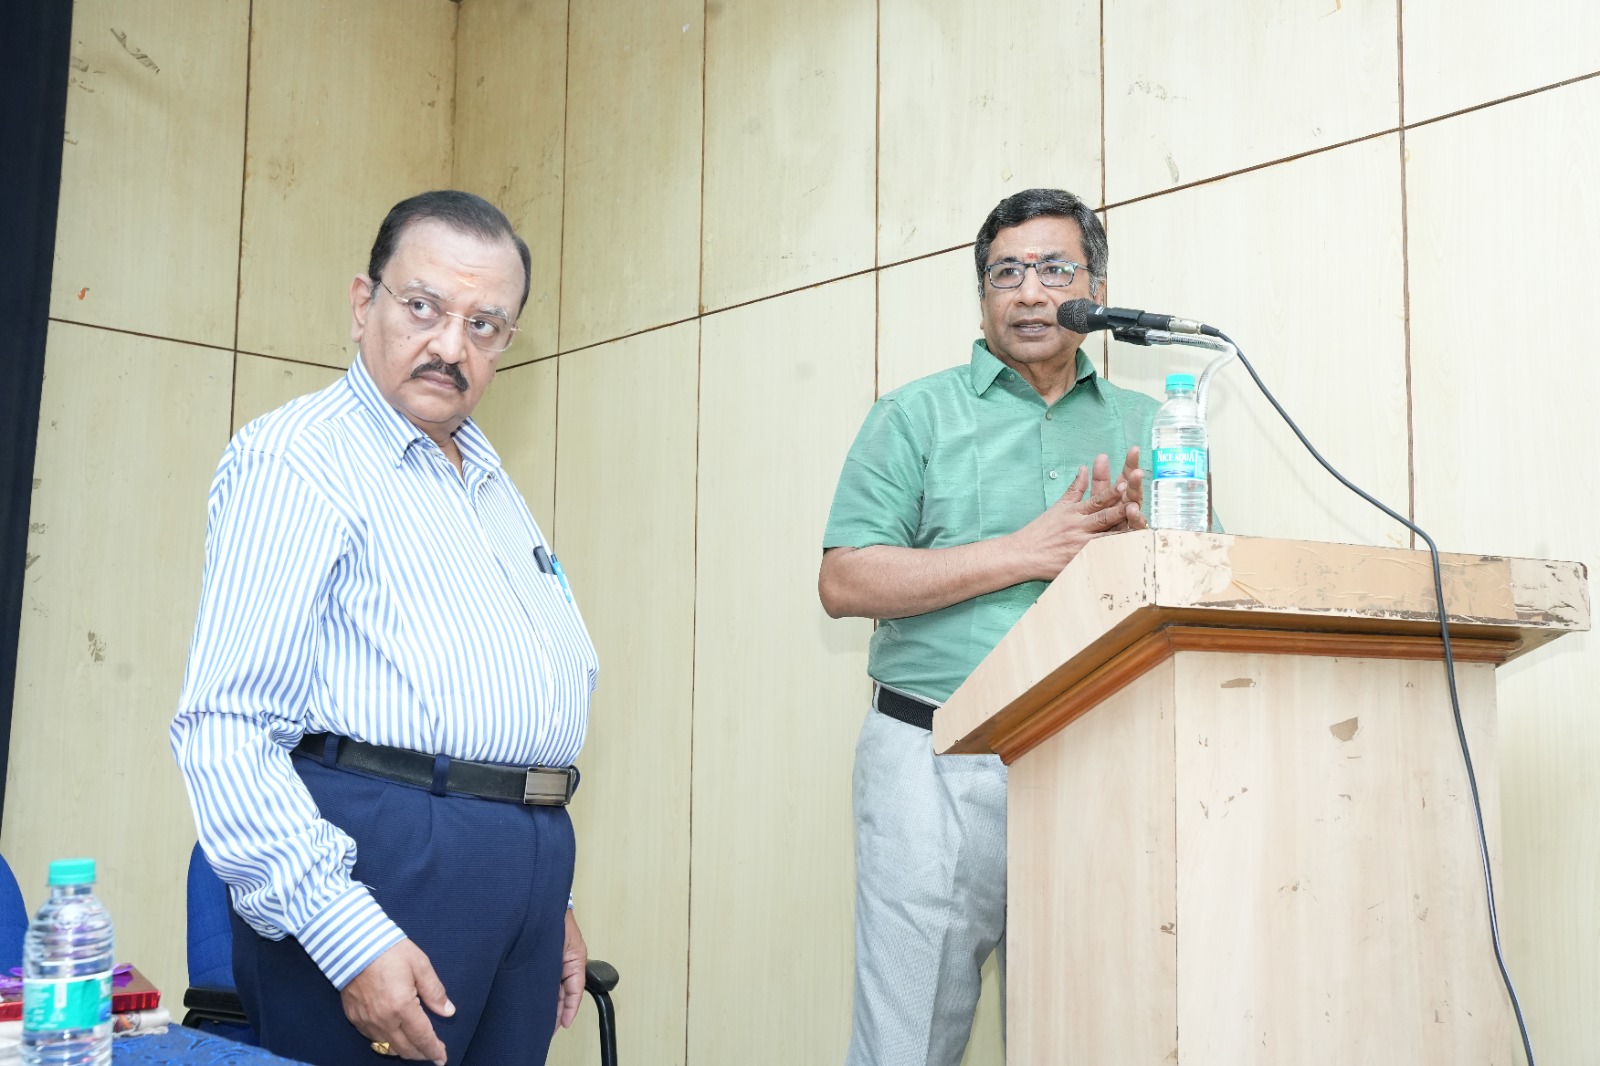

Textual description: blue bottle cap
[47,858,96,886]
[1165,373,1196,390]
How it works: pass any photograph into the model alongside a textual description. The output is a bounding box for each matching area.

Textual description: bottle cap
[1165,373,1196,391]
[47,858,96,886]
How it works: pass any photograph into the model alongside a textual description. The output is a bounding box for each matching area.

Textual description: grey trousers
[845,695,1008,1066]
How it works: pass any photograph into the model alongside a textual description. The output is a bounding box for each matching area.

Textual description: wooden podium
[934,531,1588,1064]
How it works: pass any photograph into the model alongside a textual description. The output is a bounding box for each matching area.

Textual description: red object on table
[0,965,159,1021]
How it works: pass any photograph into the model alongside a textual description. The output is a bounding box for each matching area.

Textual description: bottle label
[1153,446,1208,480]
[21,972,112,1032]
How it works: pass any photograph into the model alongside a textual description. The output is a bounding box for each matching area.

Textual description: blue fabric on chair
[0,853,28,971]
[114,1025,306,1063]
[186,845,235,990]
[183,843,257,1045]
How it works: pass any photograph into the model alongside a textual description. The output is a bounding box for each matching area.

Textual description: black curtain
[0,5,74,828]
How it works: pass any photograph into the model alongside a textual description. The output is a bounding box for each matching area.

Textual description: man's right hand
[818,450,1145,620]
[340,939,454,1064]
[1009,452,1141,582]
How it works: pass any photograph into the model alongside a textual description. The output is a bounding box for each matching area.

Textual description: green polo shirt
[823,340,1162,704]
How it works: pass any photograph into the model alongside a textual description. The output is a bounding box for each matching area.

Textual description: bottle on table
[1150,372,1210,532]
[21,858,113,1066]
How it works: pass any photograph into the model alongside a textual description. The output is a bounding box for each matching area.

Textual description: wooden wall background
[5,2,1596,1063]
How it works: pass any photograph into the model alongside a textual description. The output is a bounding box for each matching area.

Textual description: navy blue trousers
[231,756,576,1066]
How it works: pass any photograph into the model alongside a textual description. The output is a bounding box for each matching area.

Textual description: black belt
[875,685,938,731]
[292,734,577,806]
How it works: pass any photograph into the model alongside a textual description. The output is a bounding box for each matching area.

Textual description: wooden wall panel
[690,279,874,1065]
[231,354,343,434]
[1104,136,1409,548]
[561,0,702,351]
[1403,0,1600,122]
[0,323,232,1009]
[961,964,1004,1066]
[469,357,560,532]
[701,0,876,310]
[878,0,1100,265]
[876,248,982,394]
[1103,1,1398,203]
[542,325,699,1066]
[453,0,568,367]
[237,0,455,366]
[50,0,248,348]
[1406,81,1600,1061]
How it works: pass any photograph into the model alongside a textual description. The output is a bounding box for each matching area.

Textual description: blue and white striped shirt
[171,354,598,988]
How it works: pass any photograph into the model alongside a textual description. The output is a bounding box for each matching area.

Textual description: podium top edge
[932,531,1588,755]
[1132,531,1588,631]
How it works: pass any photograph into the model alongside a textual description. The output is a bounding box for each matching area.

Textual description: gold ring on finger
[371,1041,395,1056]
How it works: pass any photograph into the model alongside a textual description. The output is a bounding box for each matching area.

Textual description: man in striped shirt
[173,191,598,1066]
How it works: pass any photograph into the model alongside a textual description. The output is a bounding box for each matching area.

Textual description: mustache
[410,359,468,392]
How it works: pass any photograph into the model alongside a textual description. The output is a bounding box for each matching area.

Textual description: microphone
[1057,299,1208,336]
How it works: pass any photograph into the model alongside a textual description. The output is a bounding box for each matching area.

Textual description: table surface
[115,1027,306,1064]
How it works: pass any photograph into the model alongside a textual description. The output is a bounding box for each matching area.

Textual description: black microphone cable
[1194,325,1538,1066]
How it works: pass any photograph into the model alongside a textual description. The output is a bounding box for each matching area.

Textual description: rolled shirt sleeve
[171,445,403,989]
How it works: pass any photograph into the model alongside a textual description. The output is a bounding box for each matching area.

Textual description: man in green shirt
[820,188,1157,1066]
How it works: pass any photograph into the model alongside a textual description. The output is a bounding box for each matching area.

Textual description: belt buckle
[523,765,577,806]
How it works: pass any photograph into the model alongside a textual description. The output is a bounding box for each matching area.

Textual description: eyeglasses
[984,259,1085,290]
[375,282,519,353]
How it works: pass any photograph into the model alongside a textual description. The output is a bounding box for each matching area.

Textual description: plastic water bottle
[21,859,113,1066]
[1150,373,1210,531]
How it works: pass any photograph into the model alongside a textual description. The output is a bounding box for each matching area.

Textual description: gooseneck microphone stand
[1109,326,1237,422]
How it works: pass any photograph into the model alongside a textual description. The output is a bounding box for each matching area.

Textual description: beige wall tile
[454,0,568,366]
[542,324,699,1066]
[232,354,344,434]
[1403,0,1600,122]
[878,0,1100,264]
[1104,1,1399,203]
[561,0,702,351]
[1104,135,1409,548]
[962,962,1004,1065]
[1406,82,1600,1061]
[877,247,983,394]
[470,356,559,531]
[689,278,874,1064]
[50,0,248,347]
[237,0,455,366]
[701,0,876,310]
[1,322,232,1010]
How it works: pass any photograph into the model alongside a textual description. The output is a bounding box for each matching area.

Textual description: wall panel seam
[232,350,351,373]
[1104,128,1400,212]
[683,315,703,1066]
[555,0,574,352]
[697,0,709,318]
[1098,0,1109,380]
[872,0,881,398]
[1396,0,1416,547]
[1103,66,1600,216]
[47,318,237,356]
[1405,66,1600,131]
[230,0,257,441]
[1098,0,1107,217]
